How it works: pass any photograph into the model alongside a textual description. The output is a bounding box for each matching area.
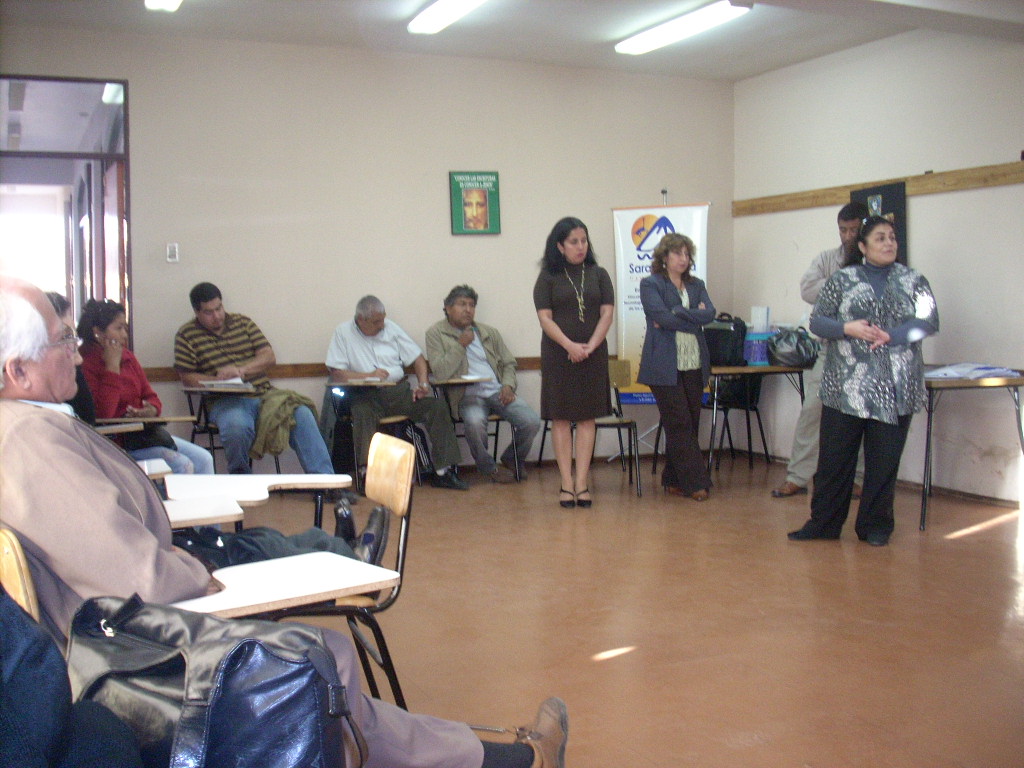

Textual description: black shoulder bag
[67,594,364,768]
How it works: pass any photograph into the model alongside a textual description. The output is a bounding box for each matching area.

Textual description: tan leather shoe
[771,481,808,498]
[516,697,568,768]
[691,489,710,501]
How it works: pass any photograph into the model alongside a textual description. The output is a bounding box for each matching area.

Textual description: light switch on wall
[166,243,180,263]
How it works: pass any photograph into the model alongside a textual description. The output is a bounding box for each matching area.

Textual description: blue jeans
[131,436,215,474]
[459,392,541,474]
[208,396,334,474]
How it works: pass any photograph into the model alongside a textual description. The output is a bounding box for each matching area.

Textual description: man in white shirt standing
[772,201,868,498]
[326,295,468,490]
[426,285,541,483]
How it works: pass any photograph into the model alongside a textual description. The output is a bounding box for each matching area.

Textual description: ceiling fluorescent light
[144,0,183,11]
[408,0,490,35]
[615,0,751,56]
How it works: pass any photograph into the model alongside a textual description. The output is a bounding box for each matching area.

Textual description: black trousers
[650,369,711,495]
[808,405,913,539]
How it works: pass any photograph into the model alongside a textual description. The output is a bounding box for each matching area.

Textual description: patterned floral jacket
[812,262,939,424]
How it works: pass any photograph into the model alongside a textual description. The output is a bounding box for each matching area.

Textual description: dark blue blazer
[636,273,716,387]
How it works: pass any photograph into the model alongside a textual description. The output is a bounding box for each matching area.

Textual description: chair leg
[349,623,382,700]
[630,425,642,497]
[313,490,324,529]
[347,611,407,710]
[754,407,771,464]
[509,424,521,480]
[717,411,733,470]
[615,428,627,472]
[536,420,550,468]
[745,408,754,469]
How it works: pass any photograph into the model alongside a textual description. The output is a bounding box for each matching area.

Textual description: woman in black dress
[533,217,614,508]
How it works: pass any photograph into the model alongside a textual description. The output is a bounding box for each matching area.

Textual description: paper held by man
[199,377,254,390]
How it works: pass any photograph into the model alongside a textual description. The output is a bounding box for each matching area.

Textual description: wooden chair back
[364,432,415,519]
[607,358,632,390]
[0,527,40,621]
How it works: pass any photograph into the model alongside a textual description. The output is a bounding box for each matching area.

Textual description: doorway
[0,75,130,323]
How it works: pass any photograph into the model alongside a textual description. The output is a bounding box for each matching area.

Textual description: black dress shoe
[430,471,469,490]
[353,506,391,565]
[559,489,576,508]
[862,532,890,547]
[574,488,592,508]
[787,526,840,541]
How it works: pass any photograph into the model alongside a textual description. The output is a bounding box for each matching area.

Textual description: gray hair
[443,285,478,308]
[355,295,385,319]
[0,289,49,386]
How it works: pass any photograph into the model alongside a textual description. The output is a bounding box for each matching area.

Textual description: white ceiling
[3,0,1024,82]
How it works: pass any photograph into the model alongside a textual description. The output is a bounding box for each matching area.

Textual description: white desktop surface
[137,458,173,478]
[173,552,399,618]
[164,497,245,528]
[164,473,351,507]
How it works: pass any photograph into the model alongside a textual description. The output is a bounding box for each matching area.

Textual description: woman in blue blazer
[637,233,716,500]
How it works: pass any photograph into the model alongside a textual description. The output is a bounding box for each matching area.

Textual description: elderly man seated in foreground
[0,275,568,768]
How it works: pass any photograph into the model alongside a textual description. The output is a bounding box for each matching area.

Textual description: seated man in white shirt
[325,295,468,490]
[426,285,540,483]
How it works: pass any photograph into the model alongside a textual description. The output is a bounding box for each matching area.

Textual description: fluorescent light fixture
[101,83,124,105]
[615,0,751,56]
[144,0,183,11]
[408,0,490,35]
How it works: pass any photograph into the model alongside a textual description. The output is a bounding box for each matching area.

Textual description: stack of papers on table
[925,363,1019,379]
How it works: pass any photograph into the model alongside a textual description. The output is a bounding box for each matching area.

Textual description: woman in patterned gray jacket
[788,216,938,546]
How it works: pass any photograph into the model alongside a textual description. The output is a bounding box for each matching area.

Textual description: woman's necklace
[564,266,586,323]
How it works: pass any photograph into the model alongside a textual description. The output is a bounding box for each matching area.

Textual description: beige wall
[1,23,735,465]
[734,30,1024,502]
[0,25,735,365]
[2,24,1021,500]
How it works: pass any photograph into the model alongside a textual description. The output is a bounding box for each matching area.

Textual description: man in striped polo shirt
[174,282,335,475]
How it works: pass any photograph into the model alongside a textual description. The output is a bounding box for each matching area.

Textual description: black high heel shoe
[575,488,592,508]
[559,488,576,508]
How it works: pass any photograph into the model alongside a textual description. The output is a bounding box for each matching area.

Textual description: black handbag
[768,327,820,368]
[121,422,176,451]
[67,594,361,768]
[704,313,748,366]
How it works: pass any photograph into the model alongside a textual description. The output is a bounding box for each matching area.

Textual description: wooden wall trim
[732,161,1024,217]
[145,357,545,383]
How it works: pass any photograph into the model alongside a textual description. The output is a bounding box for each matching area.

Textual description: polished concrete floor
[256,456,1024,768]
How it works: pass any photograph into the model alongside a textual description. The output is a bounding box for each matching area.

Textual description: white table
[137,458,173,479]
[163,473,352,528]
[172,551,399,618]
[164,497,245,529]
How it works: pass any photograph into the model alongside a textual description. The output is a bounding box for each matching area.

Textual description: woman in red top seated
[77,299,214,474]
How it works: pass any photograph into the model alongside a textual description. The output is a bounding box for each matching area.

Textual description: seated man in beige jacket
[0,275,567,768]
[425,285,540,483]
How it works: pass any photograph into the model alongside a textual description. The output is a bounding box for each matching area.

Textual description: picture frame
[851,181,908,265]
[449,171,500,235]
